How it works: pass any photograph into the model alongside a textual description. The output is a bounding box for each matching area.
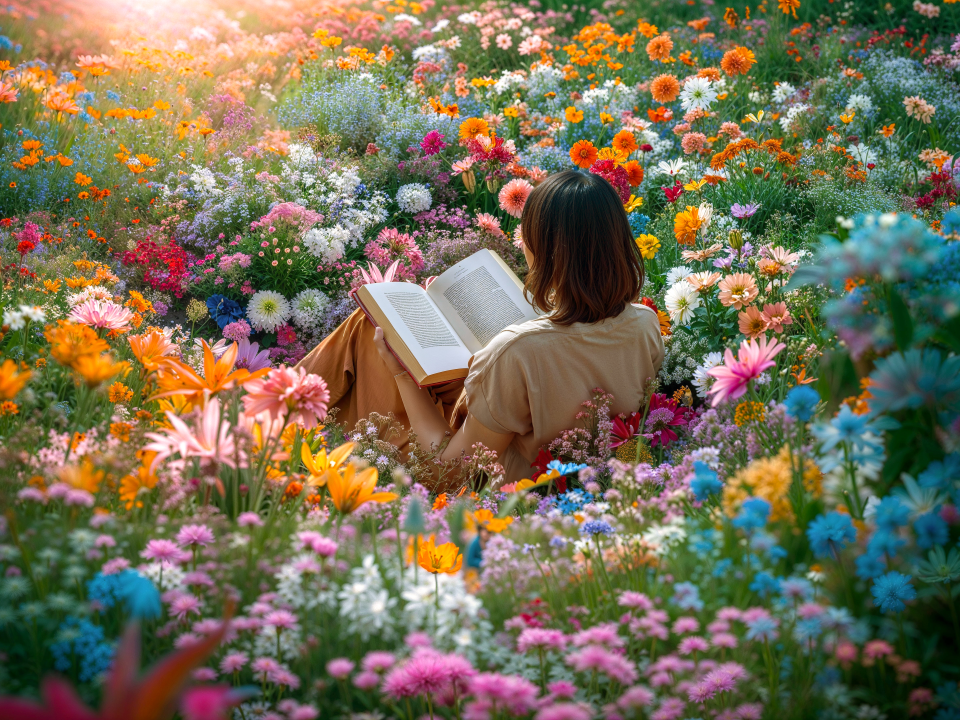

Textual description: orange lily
[129,330,178,372]
[151,340,266,408]
[302,441,355,488]
[327,462,397,514]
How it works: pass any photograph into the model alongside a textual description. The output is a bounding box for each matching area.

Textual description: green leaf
[932,315,960,354]
[816,350,859,416]
[887,286,914,350]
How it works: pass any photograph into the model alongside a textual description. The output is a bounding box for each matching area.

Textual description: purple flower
[730,202,760,219]
[235,338,271,372]
[420,130,447,156]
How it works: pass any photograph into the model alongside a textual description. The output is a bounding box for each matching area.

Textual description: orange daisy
[650,74,681,103]
[569,140,598,168]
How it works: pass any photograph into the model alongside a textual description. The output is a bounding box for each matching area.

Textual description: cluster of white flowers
[189,166,220,196]
[336,555,399,641]
[398,564,486,655]
[779,103,810,133]
[2,304,46,330]
[492,69,528,95]
[303,225,350,263]
[641,515,688,557]
[291,288,330,333]
[67,285,112,307]
[247,290,292,332]
[845,93,875,113]
[286,142,318,169]
[772,81,796,104]
[396,183,432,213]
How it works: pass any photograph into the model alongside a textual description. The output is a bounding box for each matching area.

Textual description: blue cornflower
[750,571,781,598]
[547,460,589,476]
[712,558,733,578]
[812,405,882,454]
[690,461,723,502]
[671,581,704,611]
[806,512,857,557]
[871,571,916,613]
[779,577,815,602]
[918,454,960,490]
[784,385,820,422]
[867,529,906,557]
[548,536,567,549]
[733,497,771,532]
[874,496,910,530]
[579,520,614,536]
[914,512,949,549]
[855,552,887,580]
[106,90,121,102]
[206,294,246,329]
[556,490,593,515]
[87,571,128,609]
[745,616,779,642]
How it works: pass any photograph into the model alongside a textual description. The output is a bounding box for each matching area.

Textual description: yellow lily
[302,441,355,487]
[327,461,397,515]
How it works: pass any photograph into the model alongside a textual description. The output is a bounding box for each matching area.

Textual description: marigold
[646,33,674,61]
[673,206,702,245]
[108,381,134,403]
[569,140,598,168]
[734,400,767,427]
[721,46,756,76]
[129,329,178,372]
[650,74,681,103]
[0,400,18,416]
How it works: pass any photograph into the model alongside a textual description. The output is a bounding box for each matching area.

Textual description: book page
[427,249,539,354]
[359,282,472,376]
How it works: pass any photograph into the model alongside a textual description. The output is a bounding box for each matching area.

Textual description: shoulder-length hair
[520,170,645,326]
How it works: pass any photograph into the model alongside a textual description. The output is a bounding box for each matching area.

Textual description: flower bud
[462,170,476,193]
[728,229,744,249]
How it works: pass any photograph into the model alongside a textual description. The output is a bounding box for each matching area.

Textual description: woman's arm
[372,327,515,464]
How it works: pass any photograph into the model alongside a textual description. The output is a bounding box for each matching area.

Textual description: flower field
[2,0,960,717]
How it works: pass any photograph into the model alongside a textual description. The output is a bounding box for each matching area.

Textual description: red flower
[17,240,35,255]
[530,448,566,493]
[662,181,684,203]
[610,412,642,448]
[588,158,631,203]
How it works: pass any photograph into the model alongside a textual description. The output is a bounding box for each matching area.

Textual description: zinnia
[498,179,534,218]
[569,140,598,169]
[717,272,759,309]
[706,335,786,406]
[242,365,330,427]
[721,46,756,76]
[673,206,702,245]
[737,306,768,338]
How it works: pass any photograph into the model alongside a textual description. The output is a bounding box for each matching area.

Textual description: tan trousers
[296,309,468,454]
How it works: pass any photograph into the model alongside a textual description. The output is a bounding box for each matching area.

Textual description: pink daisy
[498,178,534,218]
[176,524,215,548]
[706,335,785,406]
[141,539,186,563]
[68,299,134,333]
[241,366,329,427]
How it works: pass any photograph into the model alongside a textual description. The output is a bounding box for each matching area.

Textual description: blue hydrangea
[871,571,916,613]
[784,385,820,422]
[88,571,161,620]
[806,512,856,557]
[629,213,651,237]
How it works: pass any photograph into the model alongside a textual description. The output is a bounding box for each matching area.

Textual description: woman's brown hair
[520,170,645,325]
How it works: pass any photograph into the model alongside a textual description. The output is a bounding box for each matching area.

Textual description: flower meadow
[2,0,960,718]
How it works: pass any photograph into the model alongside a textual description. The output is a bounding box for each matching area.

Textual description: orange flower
[417,536,463,574]
[717,272,759,309]
[108,381,134,403]
[697,67,722,81]
[301,441,355,488]
[327,461,397,515]
[73,353,130,388]
[673,206,702,246]
[646,33,674,61]
[650,74,681,103]
[623,160,644,186]
[128,329,177,371]
[151,340,266,408]
[611,130,638,159]
[880,123,896,138]
[45,94,80,115]
[738,306,768,338]
[565,106,584,123]
[0,359,31,400]
[45,320,108,368]
[721,47,756,76]
[459,117,489,140]
[569,139,598,168]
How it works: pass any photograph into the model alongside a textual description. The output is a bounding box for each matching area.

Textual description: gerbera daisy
[498,178,534,218]
[664,281,701,324]
[738,306,768,338]
[761,302,793,333]
[242,365,330,427]
[569,140,598,169]
[717,273,759,309]
[458,117,490,140]
[650,74,681,103]
[622,160,644,186]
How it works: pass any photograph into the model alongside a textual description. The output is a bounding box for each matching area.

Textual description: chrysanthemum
[69,299,134,333]
[246,290,292,332]
[721,46,756,76]
[716,273,758,311]
[646,33,674,61]
[569,140,598,169]
[650,74,680,103]
[498,178,534,218]
[664,281,701,324]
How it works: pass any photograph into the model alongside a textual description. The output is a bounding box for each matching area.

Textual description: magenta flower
[219,652,249,674]
[467,672,540,715]
[517,628,567,654]
[706,335,786,406]
[169,593,202,622]
[617,591,653,611]
[326,658,355,680]
[644,393,691,448]
[671,616,700,635]
[141,539,187,563]
[176,524,215,548]
[546,681,578,699]
[420,130,447,156]
[677,636,710,655]
[353,671,380,690]
[534,703,592,720]
[362,651,396,674]
[264,610,298,630]
[565,646,638,685]
[617,685,654,710]
[237,511,264,527]
[687,682,715,704]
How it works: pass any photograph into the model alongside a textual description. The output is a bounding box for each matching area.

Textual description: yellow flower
[108,381,134,403]
[459,117,490,140]
[624,195,644,213]
[503,106,519,118]
[722,446,821,523]
[474,508,514,533]
[417,535,463,574]
[45,321,109,368]
[327,461,397,515]
[635,234,661,259]
[683,179,707,192]
[742,110,764,124]
[565,106,584,123]
[0,358,31,400]
[59,457,105,493]
[839,112,855,124]
[73,353,130,388]
[301,441,355,488]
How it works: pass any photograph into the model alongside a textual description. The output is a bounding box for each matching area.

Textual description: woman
[298,170,664,486]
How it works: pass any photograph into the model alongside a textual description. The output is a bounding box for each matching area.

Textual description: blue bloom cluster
[50,618,115,682]
[732,497,771,532]
[806,511,857,558]
[579,520,614,536]
[87,571,161,620]
[689,461,722,502]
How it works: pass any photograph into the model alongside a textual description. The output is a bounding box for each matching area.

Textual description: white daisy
[772,82,796,104]
[691,351,724,398]
[665,265,693,286]
[679,76,717,112]
[246,290,292,332]
[664,281,701,325]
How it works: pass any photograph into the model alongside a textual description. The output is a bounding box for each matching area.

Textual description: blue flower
[733,497,771,532]
[750,571,781,598]
[871,571,916,613]
[919,454,960,490]
[745,616,779,642]
[547,460,589,476]
[117,572,162,620]
[867,529,905,557]
[778,577,815,602]
[50,618,115,682]
[868,349,960,414]
[712,558,733,578]
[794,617,823,642]
[854,552,887,580]
[579,520,614,536]
[874,496,910,530]
[914,512,949,549]
[690,462,722,502]
[671,581,704,611]
[629,212,651,236]
[206,294,246,329]
[942,208,960,236]
[784,385,820,422]
[806,512,857,557]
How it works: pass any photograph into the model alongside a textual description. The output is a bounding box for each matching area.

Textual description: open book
[353,249,539,387]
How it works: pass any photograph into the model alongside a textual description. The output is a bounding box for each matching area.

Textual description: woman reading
[297,170,664,487]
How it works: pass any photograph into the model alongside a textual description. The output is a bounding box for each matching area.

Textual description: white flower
[431,19,450,32]
[291,288,330,331]
[846,93,874,113]
[2,308,24,331]
[691,351,724,398]
[393,12,421,25]
[458,11,481,24]
[246,290,292,332]
[67,285,112,307]
[664,282,701,325]
[19,305,46,323]
[665,266,693,286]
[303,226,349,263]
[655,158,686,177]
[772,82,796,104]
[679,76,717,112]
[286,143,317,168]
[189,166,220,196]
[396,183,432,213]
[698,202,714,230]
[847,144,877,166]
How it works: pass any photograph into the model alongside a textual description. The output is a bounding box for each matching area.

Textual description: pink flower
[688,682,715,703]
[400,653,454,696]
[711,633,738,649]
[241,366,329,427]
[353,671,381,690]
[142,539,187,563]
[534,703,592,720]
[420,130,447,156]
[706,335,786,406]
[618,591,653,610]
[297,531,338,557]
[565,646,638,685]
[617,686,654,709]
[191,667,218,682]
[289,706,319,720]
[269,668,301,689]
[362,651,396,673]
[180,686,247,720]
[237,512,263,527]
[518,628,567,653]
[251,657,281,679]
[760,302,793,333]
[264,610,298,630]
[68,299,134,332]
[735,702,764,719]
[476,212,504,236]
[677,636,709,655]
[546,681,578,699]
[570,623,624,649]
[326,658,355,680]
[220,652,249,674]
[169,593,202,621]
[467,672,540,715]
[101,557,130,574]
[144,398,241,472]
[498,179,534,218]
[177,524,215,548]
[671,616,700,635]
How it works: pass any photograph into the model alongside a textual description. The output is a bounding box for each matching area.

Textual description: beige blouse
[463,303,665,483]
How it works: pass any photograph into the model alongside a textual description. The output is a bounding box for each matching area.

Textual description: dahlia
[241,365,330,427]
[498,178,534,218]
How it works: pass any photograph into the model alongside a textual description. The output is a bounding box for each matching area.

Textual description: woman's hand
[373,327,407,376]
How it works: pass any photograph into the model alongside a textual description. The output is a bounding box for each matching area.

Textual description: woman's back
[464,302,664,483]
